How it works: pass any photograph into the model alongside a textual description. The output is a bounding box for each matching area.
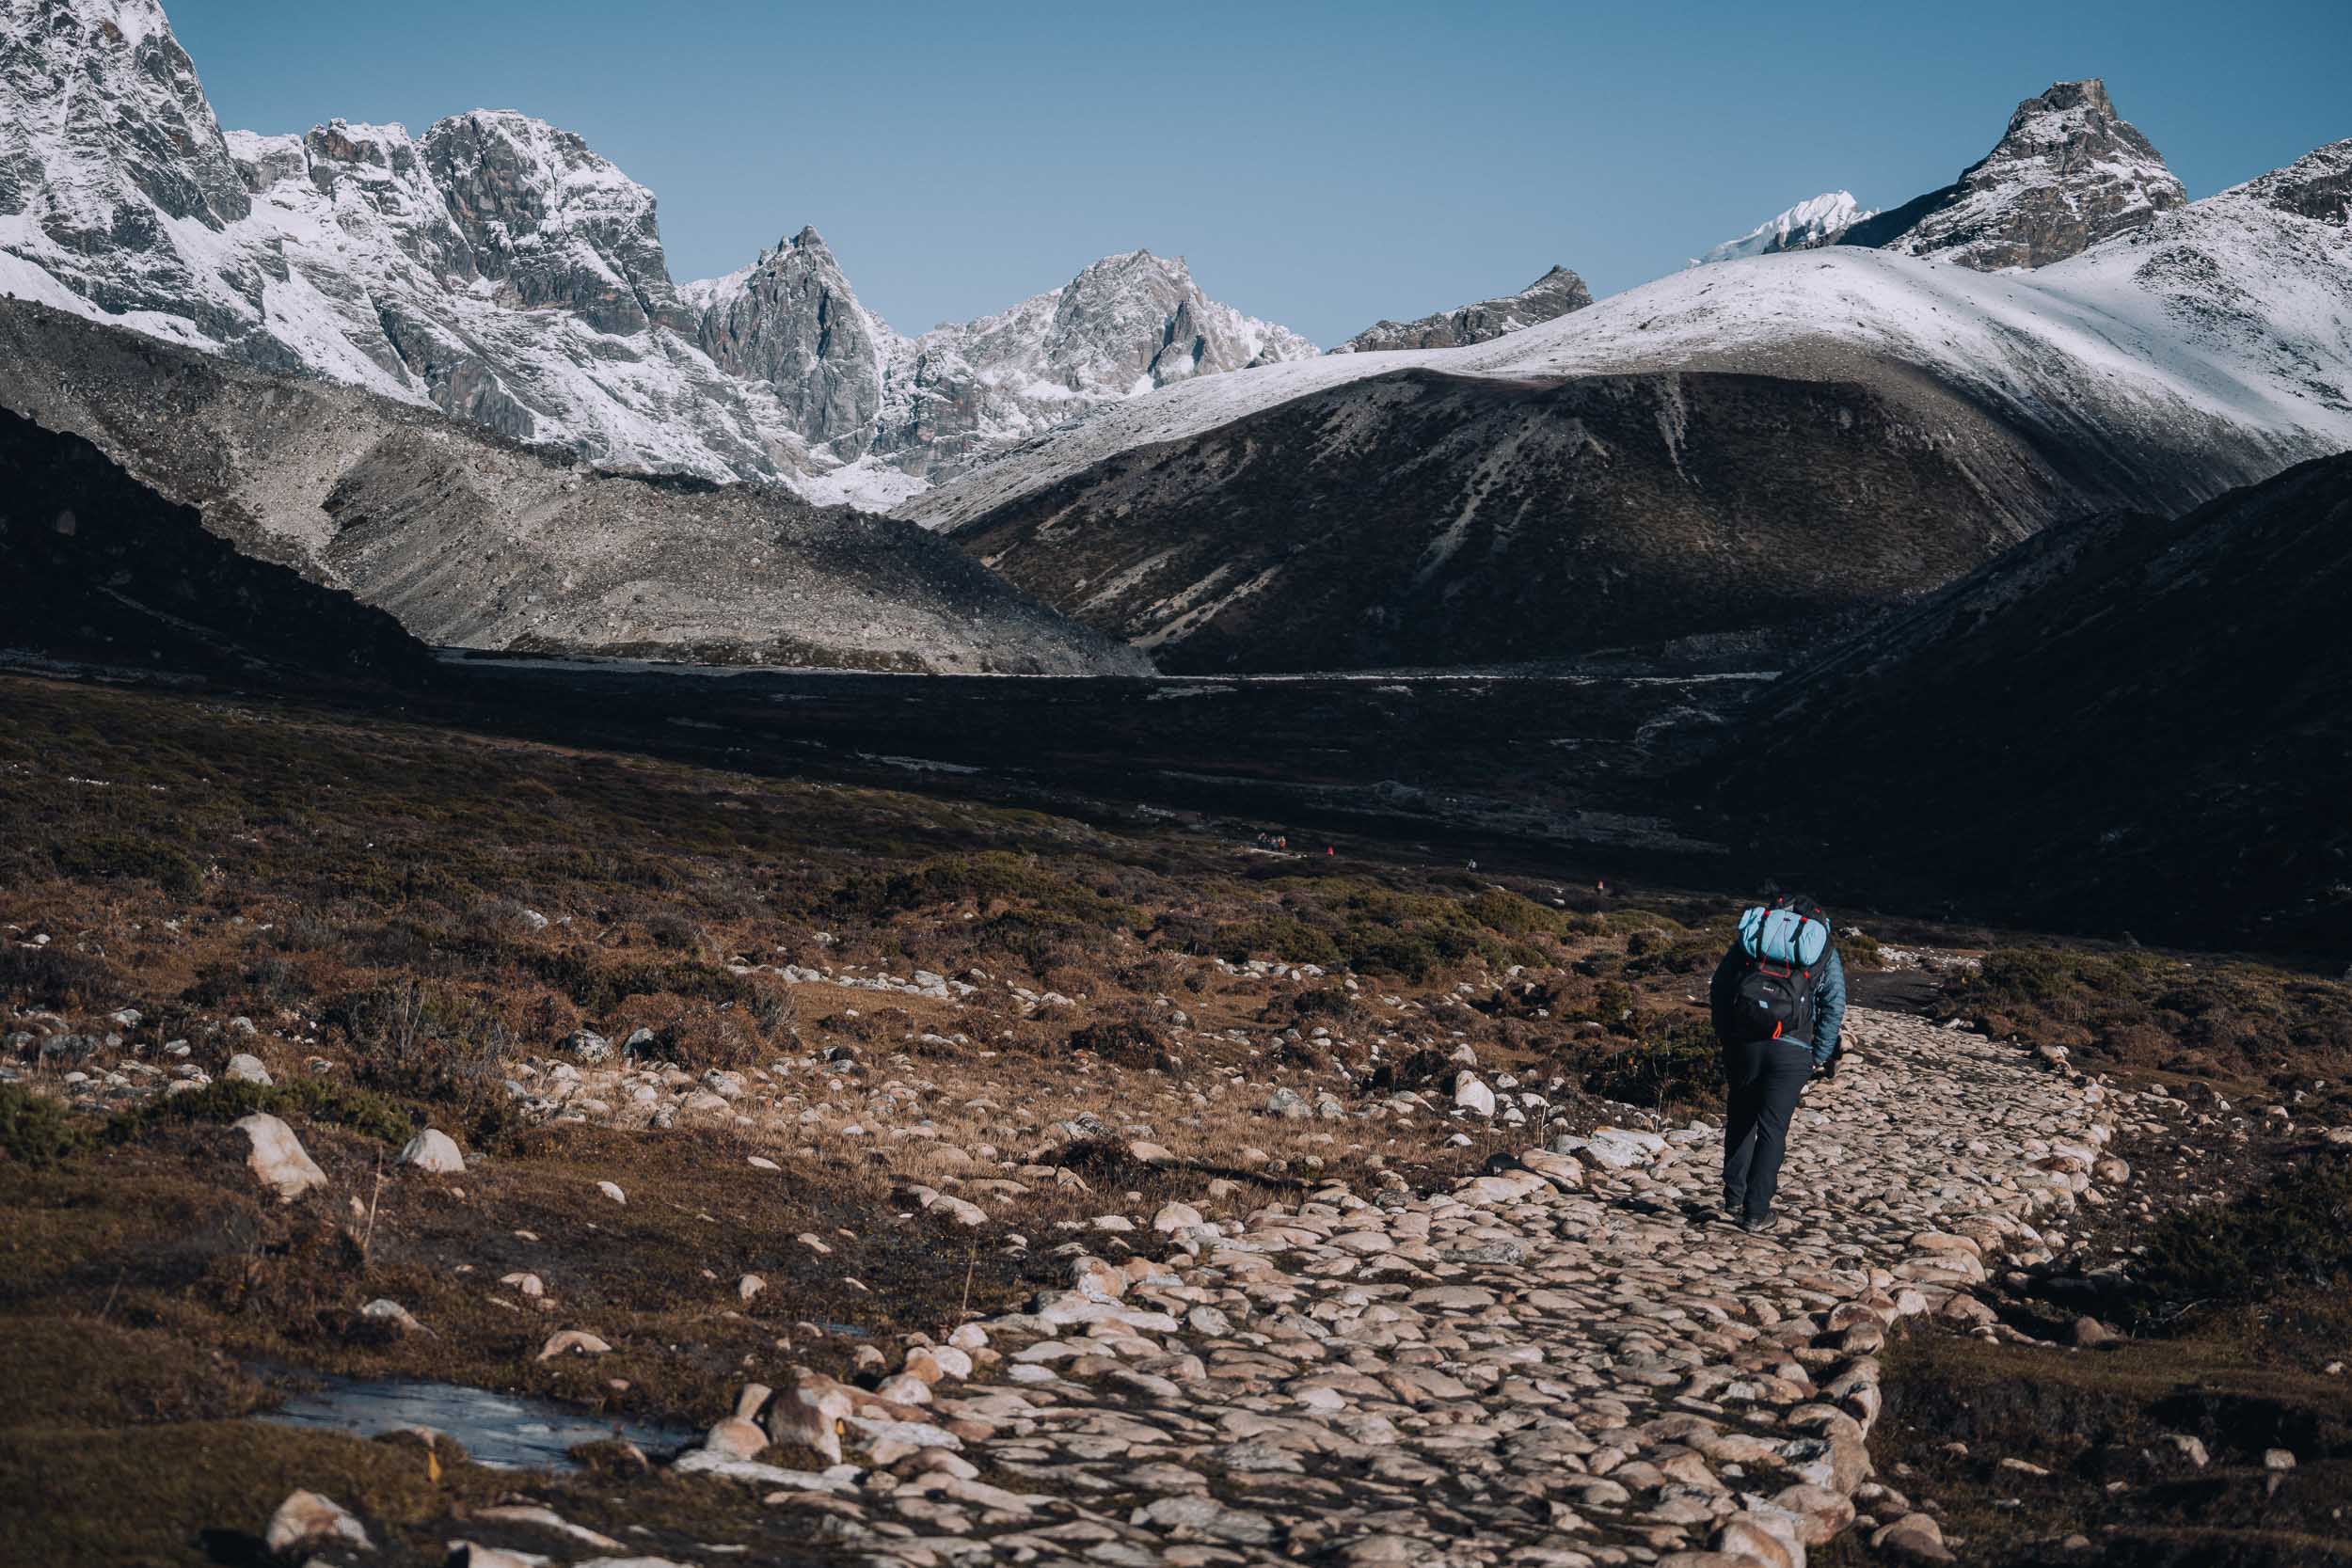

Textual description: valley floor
[0,671,2345,1568]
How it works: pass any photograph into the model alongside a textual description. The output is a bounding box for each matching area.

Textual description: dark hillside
[0,408,434,681]
[1708,452,2352,949]
[949,367,2061,673]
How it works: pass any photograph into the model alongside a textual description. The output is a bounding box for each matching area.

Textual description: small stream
[257,1372,695,1470]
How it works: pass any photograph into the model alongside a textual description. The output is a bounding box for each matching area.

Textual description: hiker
[1708,891,1846,1234]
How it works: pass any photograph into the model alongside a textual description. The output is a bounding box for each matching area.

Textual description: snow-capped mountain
[913,131,2351,537]
[904,135,2352,669]
[858,249,1316,484]
[1692,192,1874,266]
[1332,265,1593,353]
[0,0,1313,509]
[1842,78,2185,269]
[1,0,259,346]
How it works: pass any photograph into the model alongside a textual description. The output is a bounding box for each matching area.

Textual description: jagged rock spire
[1843,77,2186,269]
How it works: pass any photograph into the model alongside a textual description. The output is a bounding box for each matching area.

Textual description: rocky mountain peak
[864,247,1315,483]
[1,0,248,230]
[1333,265,1594,354]
[0,0,276,348]
[1843,76,2185,269]
[2243,137,2352,227]
[686,223,889,463]
[419,108,689,335]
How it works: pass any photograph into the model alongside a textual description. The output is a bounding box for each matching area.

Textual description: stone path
[663,1007,2122,1568]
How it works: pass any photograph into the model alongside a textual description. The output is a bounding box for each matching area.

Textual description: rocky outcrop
[422,109,693,336]
[867,250,1315,483]
[1842,79,2185,269]
[686,226,890,463]
[1713,450,2352,948]
[1332,265,1592,353]
[2237,136,2352,229]
[1692,191,1874,265]
[0,299,1148,674]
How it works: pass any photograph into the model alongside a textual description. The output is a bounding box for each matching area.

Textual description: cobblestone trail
[667,1007,2121,1568]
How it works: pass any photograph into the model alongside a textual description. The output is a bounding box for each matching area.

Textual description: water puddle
[256,1371,695,1470]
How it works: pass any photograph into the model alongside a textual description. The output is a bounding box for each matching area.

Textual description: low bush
[117,1075,413,1146]
[1064,1014,1171,1067]
[1321,889,1545,982]
[1464,890,1592,942]
[1620,925,1728,977]
[0,944,118,1011]
[1602,908,1686,935]
[317,981,528,1145]
[2136,1157,2352,1310]
[0,1082,89,1167]
[1582,1016,1721,1110]
[1839,928,1886,970]
[602,992,768,1069]
[50,832,205,896]
[1212,915,1343,968]
[834,852,1140,930]
[1949,947,2352,1081]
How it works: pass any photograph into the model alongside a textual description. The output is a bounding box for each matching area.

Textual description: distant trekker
[1708,891,1847,1234]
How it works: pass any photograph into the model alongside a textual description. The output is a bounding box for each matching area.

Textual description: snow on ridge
[1692,192,1874,266]
[901,174,2352,531]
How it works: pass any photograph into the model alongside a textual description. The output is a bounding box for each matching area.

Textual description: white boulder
[234,1114,326,1202]
[397,1128,465,1174]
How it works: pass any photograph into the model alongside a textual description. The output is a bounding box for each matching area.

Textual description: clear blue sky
[166,0,2350,345]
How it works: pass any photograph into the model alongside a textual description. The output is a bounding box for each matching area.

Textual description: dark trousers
[1721,1036,1812,1221]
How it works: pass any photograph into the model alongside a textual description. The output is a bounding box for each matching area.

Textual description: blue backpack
[1727,897,1831,1044]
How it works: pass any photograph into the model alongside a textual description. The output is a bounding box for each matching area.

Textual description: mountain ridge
[0,0,1322,509]
[1332,266,1594,354]
[905,134,2352,669]
[0,296,1147,674]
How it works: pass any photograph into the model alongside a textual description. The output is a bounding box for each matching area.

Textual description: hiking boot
[1722,1193,1743,1220]
[1740,1212,1782,1235]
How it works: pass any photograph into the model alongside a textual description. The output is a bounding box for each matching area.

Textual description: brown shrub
[603,992,767,1069]
[1065,1014,1172,1069]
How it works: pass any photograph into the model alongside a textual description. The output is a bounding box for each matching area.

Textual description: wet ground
[258,1372,696,1469]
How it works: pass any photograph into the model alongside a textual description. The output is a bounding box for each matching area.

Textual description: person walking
[1708,891,1846,1234]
